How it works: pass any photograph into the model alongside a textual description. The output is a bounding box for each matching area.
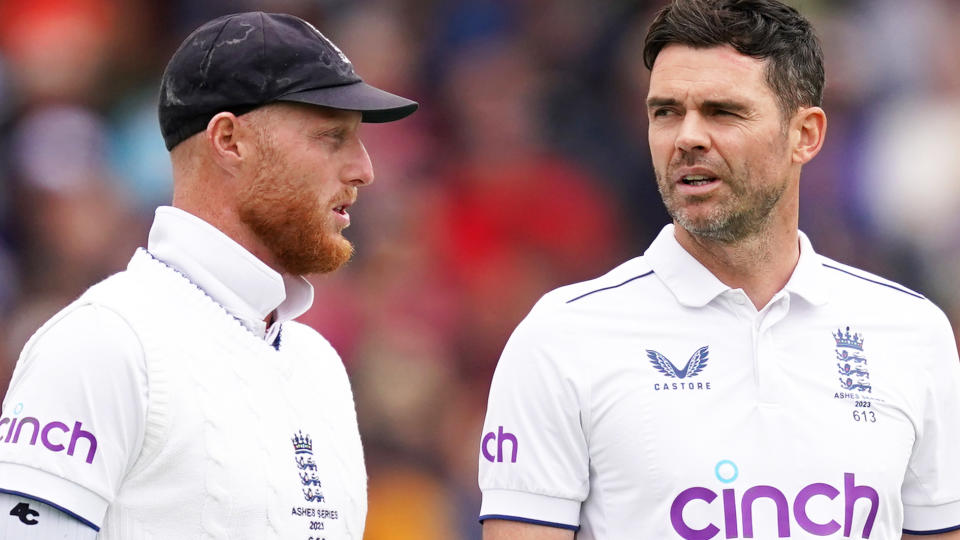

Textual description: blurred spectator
[859,0,960,338]
[1,1,959,539]
[0,0,117,104]
[9,106,140,294]
[106,90,174,212]
[426,35,625,374]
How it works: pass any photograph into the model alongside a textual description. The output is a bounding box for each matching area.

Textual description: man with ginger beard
[0,12,416,539]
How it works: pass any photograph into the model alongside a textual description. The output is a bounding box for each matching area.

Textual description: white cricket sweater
[2,249,367,539]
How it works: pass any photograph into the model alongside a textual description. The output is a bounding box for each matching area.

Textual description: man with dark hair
[478,1,960,538]
[0,11,416,539]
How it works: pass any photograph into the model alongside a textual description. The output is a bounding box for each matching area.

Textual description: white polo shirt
[479,225,960,539]
[0,207,368,537]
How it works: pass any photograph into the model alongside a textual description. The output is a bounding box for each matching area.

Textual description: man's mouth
[681,175,718,186]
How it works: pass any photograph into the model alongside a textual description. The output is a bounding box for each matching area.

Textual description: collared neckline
[644,225,729,307]
[783,230,830,306]
[147,206,314,339]
[644,224,830,308]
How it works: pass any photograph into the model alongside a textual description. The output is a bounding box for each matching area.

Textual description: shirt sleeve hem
[478,514,579,531]
[903,499,960,533]
[479,488,581,529]
[0,462,107,529]
[902,524,960,536]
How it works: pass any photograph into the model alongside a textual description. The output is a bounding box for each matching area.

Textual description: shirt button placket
[756,295,790,405]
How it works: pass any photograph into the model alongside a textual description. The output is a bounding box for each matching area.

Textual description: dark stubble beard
[237,136,354,276]
[656,158,787,245]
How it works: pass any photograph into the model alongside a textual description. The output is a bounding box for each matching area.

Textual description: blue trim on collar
[0,488,99,531]
[822,263,925,299]
[272,325,282,351]
[566,271,655,304]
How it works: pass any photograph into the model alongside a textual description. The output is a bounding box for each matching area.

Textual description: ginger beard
[238,135,354,276]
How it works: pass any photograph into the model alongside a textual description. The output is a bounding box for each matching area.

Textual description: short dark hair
[643,0,824,117]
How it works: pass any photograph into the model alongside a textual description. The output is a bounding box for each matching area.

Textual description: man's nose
[675,112,711,154]
[347,141,374,187]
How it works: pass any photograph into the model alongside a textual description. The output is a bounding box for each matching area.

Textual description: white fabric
[479,224,960,539]
[0,492,97,539]
[0,209,366,539]
[0,304,145,528]
[148,206,313,340]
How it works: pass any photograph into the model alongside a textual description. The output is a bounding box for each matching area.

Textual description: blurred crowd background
[1,0,959,538]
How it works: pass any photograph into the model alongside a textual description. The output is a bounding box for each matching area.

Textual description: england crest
[834,326,871,393]
[292,431,324,502]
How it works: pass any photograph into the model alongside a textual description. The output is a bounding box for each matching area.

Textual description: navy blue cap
[158,11,418,150]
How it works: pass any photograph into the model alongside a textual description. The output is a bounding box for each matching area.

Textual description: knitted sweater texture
[88,250,366,539]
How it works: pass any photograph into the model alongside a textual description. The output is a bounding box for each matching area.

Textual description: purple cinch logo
[670,461,879,539]
[481,426,518,463]
[0,407,98,465]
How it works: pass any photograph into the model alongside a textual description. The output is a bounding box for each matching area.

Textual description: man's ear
[791,106,827,165]
[205,112,249,172]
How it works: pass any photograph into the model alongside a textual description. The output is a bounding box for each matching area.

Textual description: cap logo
[158,12,417,150]
[302,20,352,67]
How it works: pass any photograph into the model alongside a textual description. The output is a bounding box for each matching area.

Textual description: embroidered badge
[648,346,709,379]
[289,431,341,534]
[831,326,880,423]
[292,431,324,502]
[834,327,871,394]
[647,346,712,391]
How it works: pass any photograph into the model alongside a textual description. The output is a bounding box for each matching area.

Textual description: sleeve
[901,308,960,534]
[0,492,98,538]
[0,303,147,532]
[478,302,589,531]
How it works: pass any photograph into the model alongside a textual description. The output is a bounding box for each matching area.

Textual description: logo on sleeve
[9,502,40,526]
[647,346,712,391]
[481,426,518,463]
[0,404,98,464]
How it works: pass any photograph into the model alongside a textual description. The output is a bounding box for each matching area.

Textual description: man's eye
[653,109,674,118]
[318,129,347,145]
